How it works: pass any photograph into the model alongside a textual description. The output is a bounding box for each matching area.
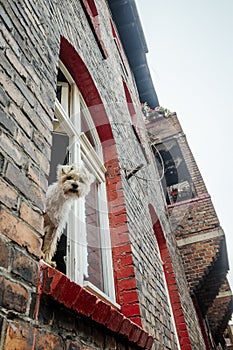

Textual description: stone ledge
[39,262,154,349]
[176,228,224,247]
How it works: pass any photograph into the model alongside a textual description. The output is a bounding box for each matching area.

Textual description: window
[49,60,115,302]
[152,140,196,205]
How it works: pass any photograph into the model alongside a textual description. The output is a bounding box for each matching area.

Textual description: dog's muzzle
[69,183,79,193]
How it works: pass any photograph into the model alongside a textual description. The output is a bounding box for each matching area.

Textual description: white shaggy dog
[42,164,94,267]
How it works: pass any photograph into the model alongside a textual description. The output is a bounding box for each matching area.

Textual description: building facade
[0,0,232,349]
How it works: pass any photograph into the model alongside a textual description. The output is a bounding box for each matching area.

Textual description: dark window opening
[56,69,71,115]
[47,132,69,274]
[153,140,196,204]
[81,105,96,149]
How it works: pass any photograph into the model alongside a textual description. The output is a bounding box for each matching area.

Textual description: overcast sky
[135,0,233,292]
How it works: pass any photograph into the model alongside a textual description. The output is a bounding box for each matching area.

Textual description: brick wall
[0,0,210,349]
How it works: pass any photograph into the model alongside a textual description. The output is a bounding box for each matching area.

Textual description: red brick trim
[149,205,193,350]
[193,296,211,350]
[122,80,136,124]
[80,0,108,58]
[40,262,153,349]
[110,19,128,74]
[122,80,148,162]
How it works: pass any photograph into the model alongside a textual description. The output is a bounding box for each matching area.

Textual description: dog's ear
[89,173,96,185]
[81,166,95,185]
[57,164,69,178]
[88,172,95,185]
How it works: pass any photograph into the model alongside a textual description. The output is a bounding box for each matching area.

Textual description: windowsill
[83,281,121,310]
[39,261,154,349]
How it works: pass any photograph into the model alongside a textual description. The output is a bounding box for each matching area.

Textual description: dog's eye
[79,178,84,183]
[67,176,72,180]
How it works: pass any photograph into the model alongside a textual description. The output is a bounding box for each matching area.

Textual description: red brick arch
[148,204,193,350]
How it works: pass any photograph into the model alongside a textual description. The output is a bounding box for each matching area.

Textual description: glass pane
[56,85,62,103]
[56,69,70,115]
[80,102,96,149]
[85,181,104,292]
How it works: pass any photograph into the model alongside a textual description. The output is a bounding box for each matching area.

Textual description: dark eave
[107,0,159,109]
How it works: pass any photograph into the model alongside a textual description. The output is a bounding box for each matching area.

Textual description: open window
[48,60,115,303]
[153,140,196,204]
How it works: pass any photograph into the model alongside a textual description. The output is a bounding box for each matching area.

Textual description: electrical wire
[119,142,165,183]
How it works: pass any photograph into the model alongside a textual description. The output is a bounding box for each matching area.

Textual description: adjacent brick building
[146,110,233,348]
[0,0,232,349]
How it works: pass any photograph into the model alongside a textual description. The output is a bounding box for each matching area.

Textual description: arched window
[48,60,115,302]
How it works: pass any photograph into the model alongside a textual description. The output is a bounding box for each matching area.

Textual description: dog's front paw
[49,260,57,268]
[42,252,57,268]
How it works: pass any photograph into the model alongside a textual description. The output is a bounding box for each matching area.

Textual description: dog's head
[57,164,95,198]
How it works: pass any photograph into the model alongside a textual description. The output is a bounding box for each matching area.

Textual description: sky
[135,0,233,292]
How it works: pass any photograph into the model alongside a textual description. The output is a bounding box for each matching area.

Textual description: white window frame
[53,61,116,304]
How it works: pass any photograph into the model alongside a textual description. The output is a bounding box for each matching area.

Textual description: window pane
[80,102,96,149]
[56,69,70,115]
[85,181,104,292]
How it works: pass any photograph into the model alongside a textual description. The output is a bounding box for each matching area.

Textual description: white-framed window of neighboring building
[48,60,116,304]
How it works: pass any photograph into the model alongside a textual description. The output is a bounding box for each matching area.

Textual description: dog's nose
[72,183,78,189]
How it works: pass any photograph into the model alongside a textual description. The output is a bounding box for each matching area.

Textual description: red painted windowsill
[39,262,154,349]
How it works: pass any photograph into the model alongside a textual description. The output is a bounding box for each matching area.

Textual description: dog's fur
[42,164,94,267]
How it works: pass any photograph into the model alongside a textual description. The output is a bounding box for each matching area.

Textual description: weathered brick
[0,131,27,166]
[0,207,42,257]
[14,76,35,107]
[106,309,124,332]
[0,276,28,313]
[65,340,81,350]
[92,300,111,325]
[5,162,44,210]
[12,248,38,286]
[5,47,28,81]
[73,288,97,317]
[27,164,48,191]
[0,179,18,211]
[0,108,16,136]
[4,322,34,350]
[0,235,10,268]
[0,69,25,107]
[35,328,64,349]
[0,4,13,30]
[0,85,10,107]
[1,24,20,58]
[8,102,32,138]
[0,153,4,172]
[20,201,44,234]
[117,277,137,292]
